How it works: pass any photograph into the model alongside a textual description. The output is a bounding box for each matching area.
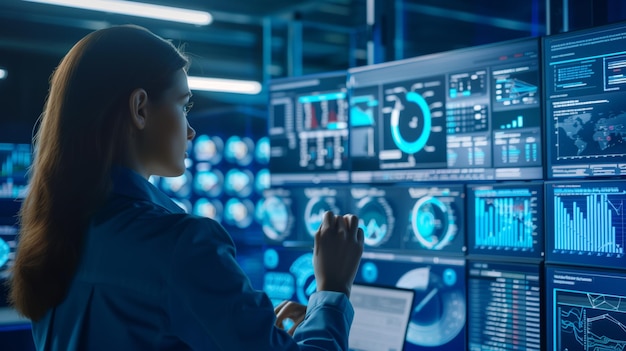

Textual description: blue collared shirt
[31,167,353,350]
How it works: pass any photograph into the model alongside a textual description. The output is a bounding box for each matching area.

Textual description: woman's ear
[129,88,149,130]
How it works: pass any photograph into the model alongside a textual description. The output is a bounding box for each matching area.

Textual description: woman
[9,24,364,350]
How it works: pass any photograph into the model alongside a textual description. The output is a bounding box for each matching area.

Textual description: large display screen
[544,22,626,178]
[467,182,544,260]
[546,266,626,351]
[349,184,465,255]
[268,72,350,185]
[0,143,31,199]
[258,186,350,247]
[468,261,542,351]
[349,38,542,182]
[545,180,626,268]
[355,252,466,351]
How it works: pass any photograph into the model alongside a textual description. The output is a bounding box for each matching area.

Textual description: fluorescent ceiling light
[188,76,262,95]
[0,69,6,79]
[23,0,212,26]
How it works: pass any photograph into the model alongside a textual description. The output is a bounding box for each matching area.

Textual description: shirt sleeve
[168,217,354,351]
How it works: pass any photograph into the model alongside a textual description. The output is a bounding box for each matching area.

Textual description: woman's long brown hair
[9,25,188,321]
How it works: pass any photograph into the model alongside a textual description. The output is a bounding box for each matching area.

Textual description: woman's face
[143,68,196,177]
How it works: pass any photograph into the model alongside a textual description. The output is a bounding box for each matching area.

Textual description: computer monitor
[348,283,414,351]
[467,182,544,260]
[546,265,626,351]
[349,37,542,182]
[349,184,465,255]
[467,261,542,351]
[268,71,350,185]
[545,180,626,268]
[355,252,466,351]
[544,21,626,178]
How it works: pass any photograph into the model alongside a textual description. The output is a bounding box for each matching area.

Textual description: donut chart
[390,91,432,154]
[411,196,456,250]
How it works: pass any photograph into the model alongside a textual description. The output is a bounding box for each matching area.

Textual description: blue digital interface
[546,180,626,268]
[294,186,349,244]
[349,184,465,255]
[0,143,31,199]
[544,22,626,178]
[547,266,626,351]
[268,71,350,185]
[192,135,223,165]
[355,252,466,351]
[224,169,254,198]
[467,182,544,260]
[224,136,255,167]
[0,221,17,281]
[262,246,316,307]
[159,171,193,199]
[258,188,296,244]
[193,198,223,222]
[255,137,270,165]
[193,168,223,198]
[468,261,542,351]
[349,38,542,182]
[223,198,254,229]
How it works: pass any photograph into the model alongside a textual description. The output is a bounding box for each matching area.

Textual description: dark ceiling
[0,0,621,141]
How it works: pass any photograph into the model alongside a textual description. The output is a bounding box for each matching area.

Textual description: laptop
[348,283,415,351]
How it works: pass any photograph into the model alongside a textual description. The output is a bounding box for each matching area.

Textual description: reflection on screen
[544,22,626,178]
[349,38,542,182]
[269,71,350,185]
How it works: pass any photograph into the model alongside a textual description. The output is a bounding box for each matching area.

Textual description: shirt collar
[110,166,186,214]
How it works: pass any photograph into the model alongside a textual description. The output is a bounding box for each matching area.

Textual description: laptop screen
[348,283,415,351]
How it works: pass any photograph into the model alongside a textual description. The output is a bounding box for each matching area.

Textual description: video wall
[261,21,626,351]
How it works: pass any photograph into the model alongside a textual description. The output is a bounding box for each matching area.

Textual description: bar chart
[471,186,541,253]
[552,188,625,255]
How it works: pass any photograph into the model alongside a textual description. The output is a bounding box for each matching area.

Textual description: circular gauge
[390,91,432,154]
[225,136,255,166]
[193,198,223,221]
[290,253,316,304]
[355,196,394,247]
[360,261,379,283]
[224,169,254,198]
[304,196,340,238]
[255,137,270,165]
[160,171,192,198]
[260,196,293,242]
[193,169,224,198]
[193,135,223,165]
[411,196,456,250]
[224,198,254,229]
[263,248,279,270]
[396,267,466,347]
[255,168,270,194]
